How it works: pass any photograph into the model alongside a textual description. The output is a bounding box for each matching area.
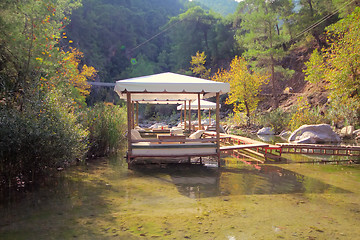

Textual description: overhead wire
[129,18,185,53]
[128,0,355,53]
[292,0,355,40]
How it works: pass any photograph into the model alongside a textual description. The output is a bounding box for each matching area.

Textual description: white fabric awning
[114,72,230,101]
[177,100,219,110]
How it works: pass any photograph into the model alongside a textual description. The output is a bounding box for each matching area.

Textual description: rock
[279,130,292,139]
[340,126,354,138]
[353,129,360,135]
[257,127,274,135]
[288,124,341,143]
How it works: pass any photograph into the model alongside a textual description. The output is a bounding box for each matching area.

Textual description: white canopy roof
[177,100,219,110]
[114,72,230,102]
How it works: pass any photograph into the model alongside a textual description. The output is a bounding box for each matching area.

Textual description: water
[1,149,360,239]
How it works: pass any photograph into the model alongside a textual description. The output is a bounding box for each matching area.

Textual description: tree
[295,0,337,46]
[212,56,268,125]
[167,6,220,70]
[190,51,211,79]
[0,0,81,108]
[0,0,96,186]
[235,0,294,109]
[304,7,360,123]
[55,47,97,107]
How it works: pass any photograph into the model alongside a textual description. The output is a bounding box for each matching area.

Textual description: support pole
[208,108,211,128]
[188,100,192,132]
[131,101,135,129]
[216,93,220,166]
[180,108,183,126]
[126,93,132,162]
[198,94,201,130]
[184,101,187,130]
[136,101,139,126]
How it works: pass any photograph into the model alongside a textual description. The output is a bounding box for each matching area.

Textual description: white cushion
[131,129,143,140]
[170,128,183,135]
[188,130,205,139]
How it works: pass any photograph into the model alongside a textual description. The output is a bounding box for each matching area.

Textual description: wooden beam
[136,101,139,126]
[131,101,135,129]
[180,108,183,126]
[127,93,132,162]
[188,100,192,132]
[220,144,269,151]
[198,93,201,130]
[208,108,211,127]
[184,101,187,130]
[216,93,220,165]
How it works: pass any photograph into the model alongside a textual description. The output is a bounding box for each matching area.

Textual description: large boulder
[288,124,341,144]
[257,127,275,135]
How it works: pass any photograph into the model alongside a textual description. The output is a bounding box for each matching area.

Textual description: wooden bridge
[205,132,360,162]
[204,132,282,161]
[277,143,360,157]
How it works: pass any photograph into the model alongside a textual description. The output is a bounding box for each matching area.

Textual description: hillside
[190,0,239,15]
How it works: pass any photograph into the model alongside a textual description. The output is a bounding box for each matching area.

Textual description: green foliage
[0,90,88,186]
[66,0,184,82]
[326,97,360,127]
[294,0,337,44]
[256,108,292,134]
[167,6,236,71]
[83,103,127,158]
[224,112,248,127]
[304,49,325,84]
[288,97,327,131]
[191,0,239,16]
[304,7,360,125]
[236,0,294,107]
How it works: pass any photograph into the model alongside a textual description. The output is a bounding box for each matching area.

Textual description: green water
[1,149,360,239]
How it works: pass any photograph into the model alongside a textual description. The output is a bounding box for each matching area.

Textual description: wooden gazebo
[114,72,230,166]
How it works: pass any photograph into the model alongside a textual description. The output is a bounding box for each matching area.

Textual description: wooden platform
[277,143,360,156]
[220,143,269,151]
[204,131,282,158]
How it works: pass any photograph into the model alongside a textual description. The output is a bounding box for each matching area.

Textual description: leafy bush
[326,98,360,127]
[257,108,292,134]
[288,97,328,131]
[224,112,248,127]
[0,90,88,187]
[82,103,127,157]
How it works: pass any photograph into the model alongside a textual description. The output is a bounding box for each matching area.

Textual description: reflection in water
[131,159,349,199]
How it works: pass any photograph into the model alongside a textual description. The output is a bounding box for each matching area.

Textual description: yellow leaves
[212,56,268,123]
[55,47,97,97]
[190,51,211,79]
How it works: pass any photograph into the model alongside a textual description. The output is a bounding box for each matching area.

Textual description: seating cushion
[131,129,143,140]
[189,130,205,139]
[170,128,183,135]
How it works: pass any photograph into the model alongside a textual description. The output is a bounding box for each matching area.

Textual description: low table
[157,134,186,144]
[152,129,171,133]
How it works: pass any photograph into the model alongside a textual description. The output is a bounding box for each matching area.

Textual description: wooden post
[198,93,201,130]
[136,101,139,126]
[127,93,132,162]
[180,108,183,126]
[216,93,220,166]
[131,101,135,129]
[184,101,187,130]
[208,108,211,128]
[188,100,192,132]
